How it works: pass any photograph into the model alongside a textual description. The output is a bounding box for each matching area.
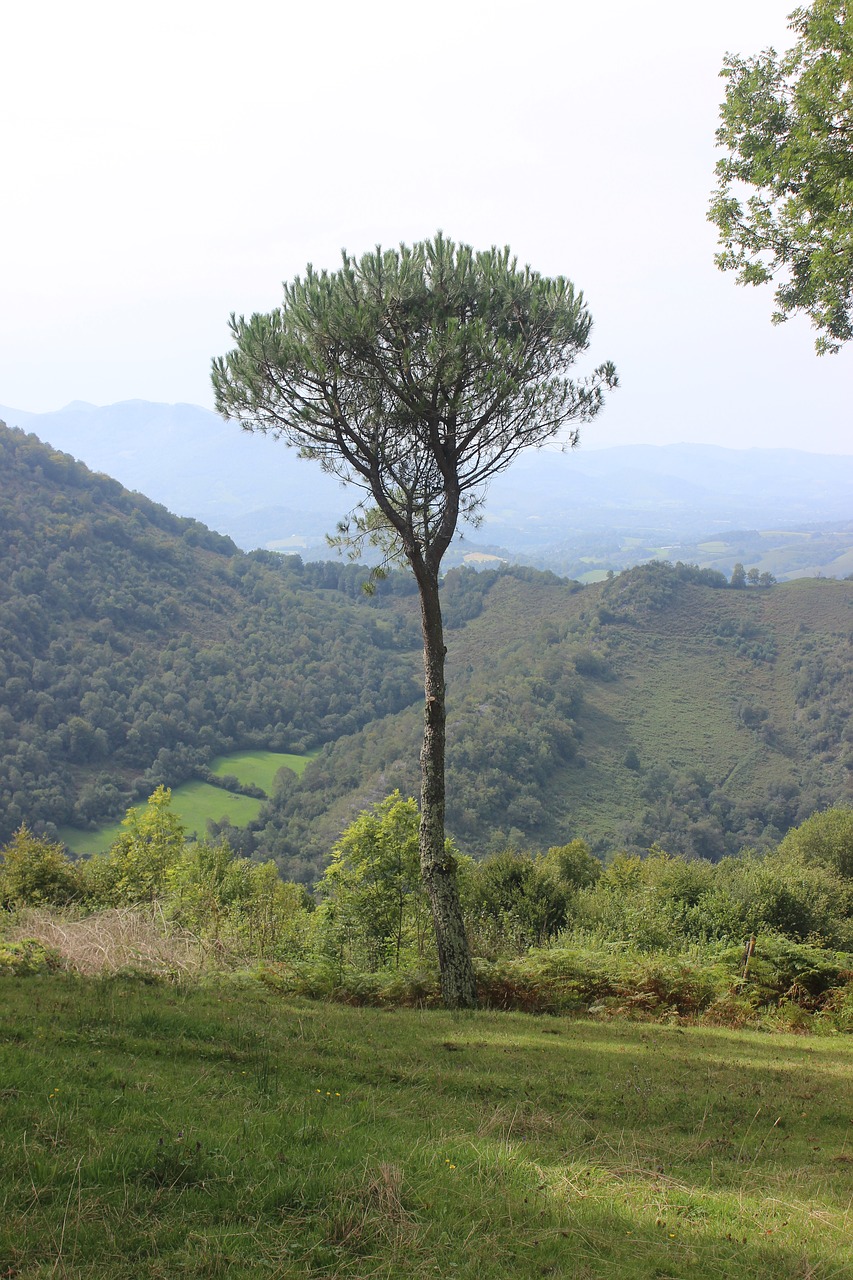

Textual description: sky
[2,0,851,454]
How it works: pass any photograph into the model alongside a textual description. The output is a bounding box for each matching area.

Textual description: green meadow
[209,748,319,791]
[1,975,851,1280]
[57,750,316,856]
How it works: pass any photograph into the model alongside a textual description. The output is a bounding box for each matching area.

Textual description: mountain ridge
[2,400,851,577]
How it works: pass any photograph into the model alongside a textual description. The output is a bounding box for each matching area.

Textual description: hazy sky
[2,0,851,452]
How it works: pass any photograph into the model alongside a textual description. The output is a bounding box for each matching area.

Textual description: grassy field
[57,751,316,855]
[1,974,851,1279]
[55,823,127,856]
[58,783,266,856]
[209,748,319,792]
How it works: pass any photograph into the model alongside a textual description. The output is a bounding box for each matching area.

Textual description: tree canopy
[709,0,853,352]
[212,233,615,1007]
[212,234,616,570]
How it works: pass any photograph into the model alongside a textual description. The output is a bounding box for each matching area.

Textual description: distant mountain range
[2,399,851,579]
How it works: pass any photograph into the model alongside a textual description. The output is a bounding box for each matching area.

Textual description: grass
[58,784,265,857]
[58,751,316,855]
[5,907,211,978]
[209,748,318,792]
[56,824,125,857]
[1,973,851,1279]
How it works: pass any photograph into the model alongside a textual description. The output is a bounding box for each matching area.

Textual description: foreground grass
[1,977,851,1280]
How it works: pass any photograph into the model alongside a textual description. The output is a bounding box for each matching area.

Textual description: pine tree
[212,233,615,1007]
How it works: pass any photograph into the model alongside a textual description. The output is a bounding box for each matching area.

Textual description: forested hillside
[260,562,853,877]
[0,424,420,841]
[2,423,851,872]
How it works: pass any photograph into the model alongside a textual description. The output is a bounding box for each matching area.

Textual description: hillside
[0,424,420,843]
[4,978,850,1280]
[2,423,851,872]
[259,563,853,876]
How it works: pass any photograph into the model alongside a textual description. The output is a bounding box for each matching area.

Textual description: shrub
[777,807,853,879]
[85,786,186,905]
[315,792,433,972]
[466,849,569,955]
[167,840,313,959]
[0,937,61,976]
[0,826,81,907]
[541,839,601,890]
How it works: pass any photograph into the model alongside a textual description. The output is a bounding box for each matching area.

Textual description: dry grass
[7,906,211,978]
[364,1162,412,1234]
[316,1159,421,1273]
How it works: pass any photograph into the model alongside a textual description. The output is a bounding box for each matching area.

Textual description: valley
[1,420,851,879]
[2,399,851,581]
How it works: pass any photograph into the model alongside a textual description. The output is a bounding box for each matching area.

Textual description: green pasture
[209,747,318,792]
[56,823,124,857]
[1,975,851,1279]
[58,750,316,856]
[58,783,264,856]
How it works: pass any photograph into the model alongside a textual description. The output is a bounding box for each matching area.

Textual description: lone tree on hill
[212,232,616,1008]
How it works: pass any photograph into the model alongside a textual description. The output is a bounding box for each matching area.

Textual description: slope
[0,423,421,842]
[257,564,852,876]
[2,423,850,872]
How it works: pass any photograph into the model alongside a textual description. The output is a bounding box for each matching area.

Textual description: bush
[572,846,853,952]
[85,786,186,905]
[0,826,81,907]
[542,839,601,890]
[473,946,723,1017]
[167,840,313,959]
[573,852,715,951]
[717,933,853,1005]
[0,938,62,976]
[466,849,569,955]
[777,807,853,879]
[315,793,433,972]
[707,851,853,949]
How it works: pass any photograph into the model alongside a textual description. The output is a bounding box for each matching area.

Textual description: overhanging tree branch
[709,0,853,352]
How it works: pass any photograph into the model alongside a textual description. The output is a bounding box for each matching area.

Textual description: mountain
[2,421,851,877]
[1,400,851,577]
[0,400,347,547]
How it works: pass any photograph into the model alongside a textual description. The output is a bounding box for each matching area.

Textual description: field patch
[209,748,318,792]
[59,782,264,856]
[58,751,318,855]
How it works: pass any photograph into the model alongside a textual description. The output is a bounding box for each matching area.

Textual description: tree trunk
[417,570,478,1009]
